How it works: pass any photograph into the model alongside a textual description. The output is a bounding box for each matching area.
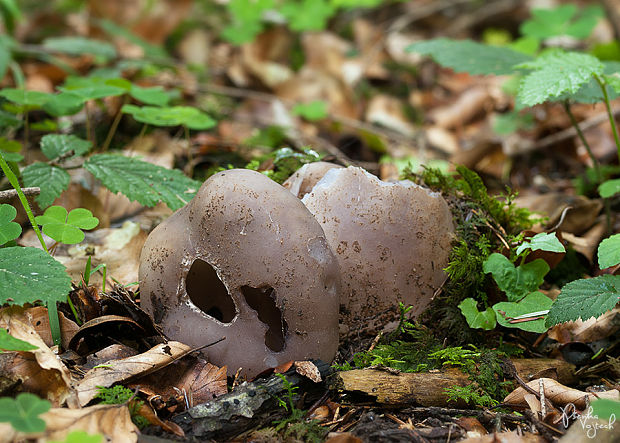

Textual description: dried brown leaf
[77,341,192,406]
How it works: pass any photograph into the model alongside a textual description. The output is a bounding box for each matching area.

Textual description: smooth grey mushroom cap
[282,161,343,198]
[301,166,454,334]
[139,169,340,378]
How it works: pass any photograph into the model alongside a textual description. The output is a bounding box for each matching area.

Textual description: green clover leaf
[0,204,21,245]
[35,206,99,245]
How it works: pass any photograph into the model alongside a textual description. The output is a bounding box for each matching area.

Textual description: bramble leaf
[35,206,99,245]
[43,36,117,61]
[493,291,553,333]
[458,298,497,330]
[40,134,91,160]
[0,393,50,433]
[515,50,604,106]
[406,38,533,75]
[516,232,566,255]
[83,154,201,211]
[0,328,37,352]
[121,105,215,130]
[0,246,71,306]
[292,101,328,121]
[22,163,70,209]
[0,204,21,245]
[483,253,549,302]
[546,274,620,327]
[598,234,620,270]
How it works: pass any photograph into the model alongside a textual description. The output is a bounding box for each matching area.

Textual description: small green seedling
[292,101,328,121]
[35,206,99,245]
[95,385,148,428]
[0,203,21,245]
[0,328,37,352]
[460,232,563,333]
[50,430,103,443]
[0,393,51,433]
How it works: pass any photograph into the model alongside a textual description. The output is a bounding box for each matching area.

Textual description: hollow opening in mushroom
[241,286,288,352]
[186,259,236,323]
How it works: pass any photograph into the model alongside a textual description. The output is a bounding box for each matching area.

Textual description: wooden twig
[0,187,40,201]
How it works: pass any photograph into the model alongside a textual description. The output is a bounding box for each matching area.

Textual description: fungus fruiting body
[283,161,343,198]
[139,169,340,378]
[301,166,454,335]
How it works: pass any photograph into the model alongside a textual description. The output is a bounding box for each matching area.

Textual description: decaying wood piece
[331,359,575,406]
[173,361,330,440]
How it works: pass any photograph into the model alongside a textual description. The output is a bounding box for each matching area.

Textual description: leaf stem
[0,152,48,253]
[563,101,601,183]
[46,299,62,347]
[595,75,620,159]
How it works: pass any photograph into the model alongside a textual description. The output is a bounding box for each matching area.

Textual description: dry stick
[521,107,620,155]
[0,186,40,201]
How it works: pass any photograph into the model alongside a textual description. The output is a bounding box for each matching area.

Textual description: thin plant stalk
[595,75,620,158]
[101,95,128,152]
[563,101,601,183]
[85,101,93,145]
[0,153,61,345]
[0,153,47,252]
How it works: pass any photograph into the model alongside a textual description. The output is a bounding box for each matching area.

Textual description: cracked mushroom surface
[301,166,454,335]
[139,169,340,378]
[282,161,343,198]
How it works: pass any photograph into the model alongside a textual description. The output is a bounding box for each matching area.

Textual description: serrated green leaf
[35,206,98,245]
[40,134,91,160]
[22,163,70,209]
[0,204,21,245]
[458,298,497,330]
[493,291,553,333]
[515,51,604,106]
[0,89,51,109]
[121,104,216,130]
[130,85,170,106]
[553,61,620,104]
[43,36,117,61]
[598,234,620,269]
[483,253,549,301]
[292,101,328,121]
[0,246,71,306]
[0,328,37,352]
[42,92,85,116]
[406,38,533,75]
[516,232,566,255]
[546,274,620,327]
[599,178,620,198]
[0,393,50,433]
[83,154,201,211]
[604,72,620,94]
